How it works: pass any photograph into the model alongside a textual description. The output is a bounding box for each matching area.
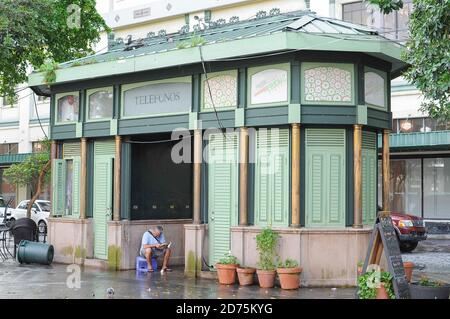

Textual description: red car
[390,211,427,253]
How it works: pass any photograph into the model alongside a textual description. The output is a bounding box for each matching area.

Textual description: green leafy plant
[278,258,299,268]
[176,35,207,50]
[357,261,364,267]
[4,139,51,218]
[0,0,109,99]
[357,270,395,299]
[217,251,238,265]
[368,0,450,120]
[419,276,443,287]
[366,0,403,14]
[256,227,280,270]
[176,41,190,49]
[38,59,59,84]
[190,35,206,47]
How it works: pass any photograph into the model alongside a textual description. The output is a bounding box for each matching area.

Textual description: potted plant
[255,227,280,288]
[403,261,414,283]
[357,270,395,299]
[410,276,450,299]
[277,259,302,290]
[215,251,239,285]
[236,266,256,286]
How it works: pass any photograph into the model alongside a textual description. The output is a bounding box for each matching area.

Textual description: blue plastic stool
[136,256,157,272]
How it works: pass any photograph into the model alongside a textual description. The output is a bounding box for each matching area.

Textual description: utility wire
[198,45,236,143]
[32,93,48,139]
[126,135,192,144]
[198,45,226,134]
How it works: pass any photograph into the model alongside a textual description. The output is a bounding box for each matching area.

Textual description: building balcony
[378,131,450,149]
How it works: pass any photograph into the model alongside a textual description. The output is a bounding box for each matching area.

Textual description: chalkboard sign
[362,213,411,299]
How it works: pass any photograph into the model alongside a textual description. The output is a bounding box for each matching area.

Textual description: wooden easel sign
[362,211,411,299]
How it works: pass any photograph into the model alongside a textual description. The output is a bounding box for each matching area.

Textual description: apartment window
[0,143,18,155]
[32,142,45,153]
[342,1,371,26]
[392,117,450,133]
[342,0,412,41]
[399,118,423,133]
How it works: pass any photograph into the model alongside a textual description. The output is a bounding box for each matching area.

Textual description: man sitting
[140,225,172,273]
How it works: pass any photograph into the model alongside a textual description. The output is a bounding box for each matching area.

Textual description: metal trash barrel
[17,240,54,265]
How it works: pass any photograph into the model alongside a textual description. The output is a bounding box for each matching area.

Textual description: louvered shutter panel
[208,133,238,265]
[271,129,289,227]
[306,129,346,227]
[71,156,81,219]
[63,142,81,157]
[310,153,324,223]
[93,156,113,260]
[255,154,270,224]
[52,159,65,217]
[94,140,116,156]
[254,129,289,227]
[362,131,377,225]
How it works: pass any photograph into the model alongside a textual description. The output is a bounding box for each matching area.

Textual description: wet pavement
[0,237,447,299]
[402,238,450,283]
[0,260,355,299]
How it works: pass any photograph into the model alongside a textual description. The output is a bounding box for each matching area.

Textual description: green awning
[0,153,32,165]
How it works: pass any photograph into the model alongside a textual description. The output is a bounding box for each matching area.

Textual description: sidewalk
[0,260,356,299]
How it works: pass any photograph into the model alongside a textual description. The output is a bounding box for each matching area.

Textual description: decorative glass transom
[204,75,237,109]
[364,71,385,108]
[304,67,352,103]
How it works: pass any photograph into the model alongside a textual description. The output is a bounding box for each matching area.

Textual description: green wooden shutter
[52,159,65,217]
[362,131,377,225]
[208,132,238,265]
[71,156,81,219]
[306,129,346,227]
[254,129,289,227]
[93,156,113,260]
[63,142,81,157]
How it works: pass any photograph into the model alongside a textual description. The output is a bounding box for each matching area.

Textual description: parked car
[0,196,6,220]
[391,211,427,253]
[8,200,51,233]
[378,205,427,252]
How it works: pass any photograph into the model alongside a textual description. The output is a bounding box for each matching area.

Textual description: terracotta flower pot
[357,265,363,277]
[376,283,389,299]
[216,263,238,285]
[277,267,302,290]
[236,267,256,286]
[403,262,414,283]
[256,269,277,288]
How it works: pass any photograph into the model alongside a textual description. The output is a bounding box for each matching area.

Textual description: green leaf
[0,0,109,98]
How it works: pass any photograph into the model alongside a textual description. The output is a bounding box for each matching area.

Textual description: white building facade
[0,84,50,207]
